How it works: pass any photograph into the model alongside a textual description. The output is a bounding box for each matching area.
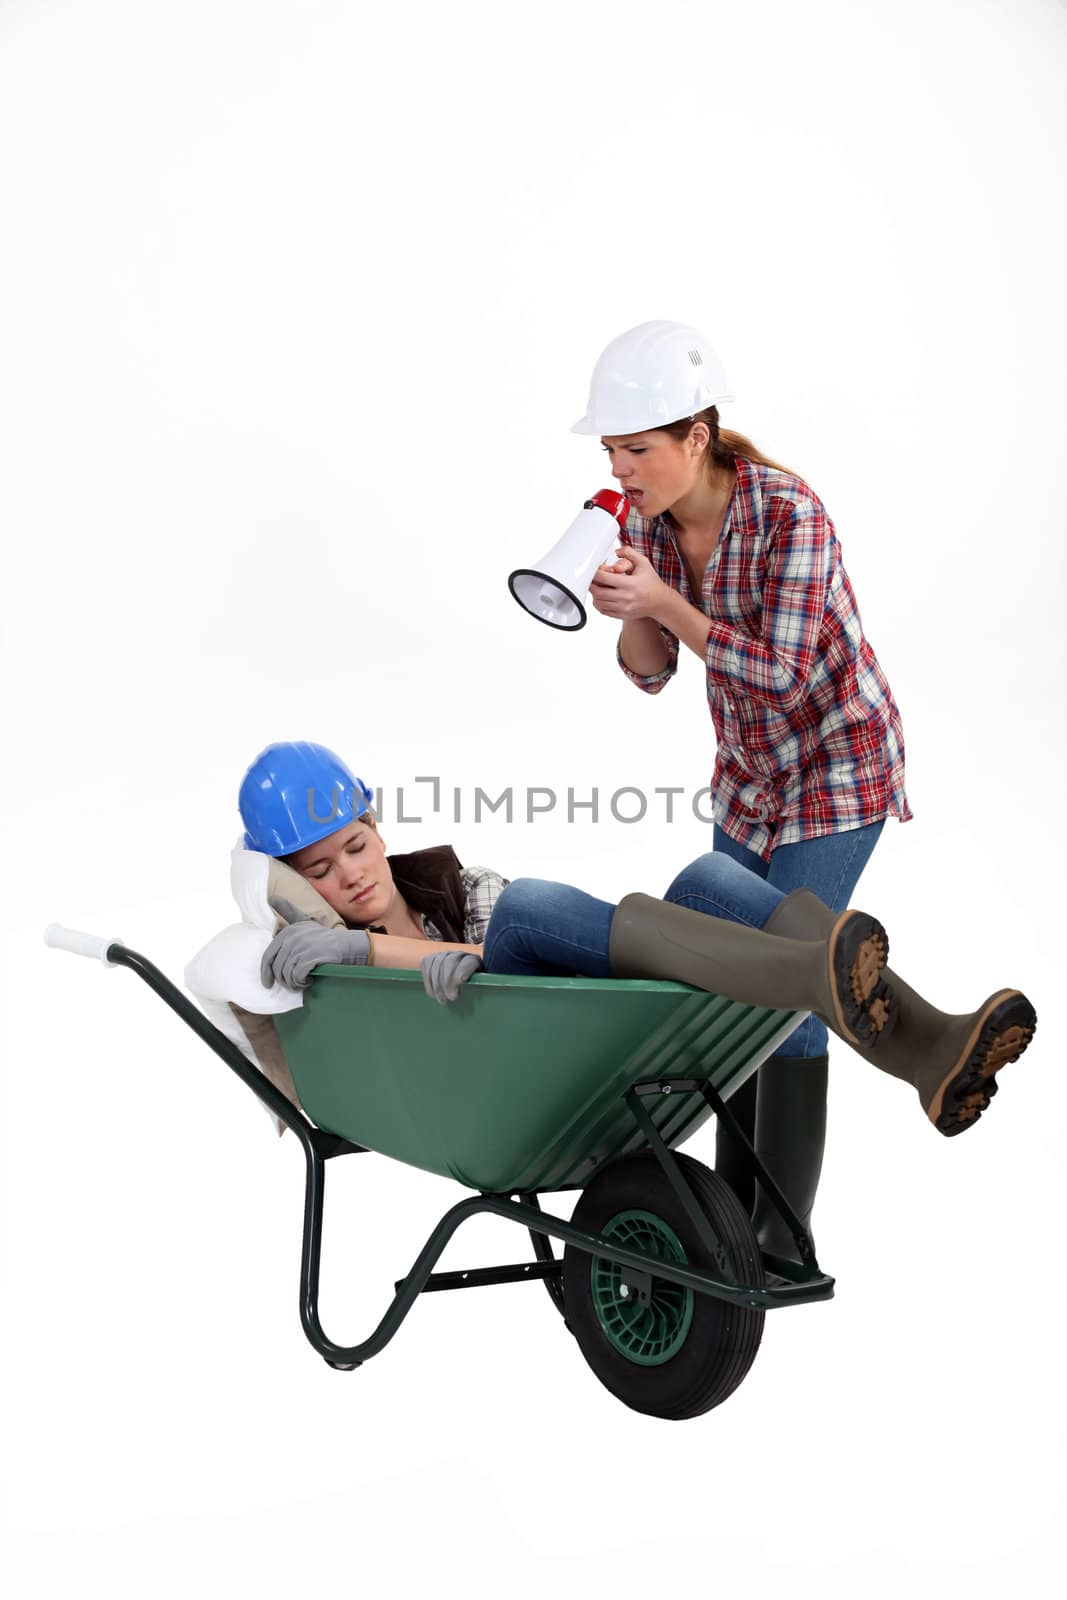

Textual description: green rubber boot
[762,889,1038,1137]
[609,892,897,1050]
[748,1054,829,1270]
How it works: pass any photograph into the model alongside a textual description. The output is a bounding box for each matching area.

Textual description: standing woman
[580,320,912,1268]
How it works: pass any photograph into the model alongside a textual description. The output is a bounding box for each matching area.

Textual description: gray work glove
[420,949,483,1004]
[261,897,372,990]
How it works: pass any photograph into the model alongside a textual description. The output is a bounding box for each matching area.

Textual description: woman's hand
[595,551,634,576]
[589,546,672,622]
[420,949,484,1004]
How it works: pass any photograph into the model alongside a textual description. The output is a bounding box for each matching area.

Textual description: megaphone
[508,490,631,630]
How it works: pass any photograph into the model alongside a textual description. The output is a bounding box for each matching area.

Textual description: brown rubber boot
[608,893,897,1050]
[761,888,1038,1137]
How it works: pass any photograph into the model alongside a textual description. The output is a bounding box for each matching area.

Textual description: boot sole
[827,913,896,1049]
[924,991,1038,1136]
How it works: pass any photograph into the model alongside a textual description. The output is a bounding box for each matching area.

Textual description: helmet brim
[571,394,735,438]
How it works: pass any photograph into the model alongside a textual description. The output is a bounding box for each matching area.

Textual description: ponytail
[660,407,797,479]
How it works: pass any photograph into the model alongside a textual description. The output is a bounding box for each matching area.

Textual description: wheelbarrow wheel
[563,1151,765,1419]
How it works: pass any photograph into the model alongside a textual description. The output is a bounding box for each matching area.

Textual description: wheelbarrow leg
[299,1138,361,1368]
[521,1193,567,1319]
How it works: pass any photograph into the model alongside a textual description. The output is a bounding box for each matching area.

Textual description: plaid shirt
[618,455,912,861]
[422,866,509,943]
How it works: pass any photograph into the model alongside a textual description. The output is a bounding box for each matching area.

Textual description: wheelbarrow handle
[44,928,331,1149]
[44,924,124,966]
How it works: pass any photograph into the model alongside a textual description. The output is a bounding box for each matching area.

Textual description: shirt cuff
[616,633,678,693]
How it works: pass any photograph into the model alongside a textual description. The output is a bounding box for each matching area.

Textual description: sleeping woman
[233,741,1035,1150]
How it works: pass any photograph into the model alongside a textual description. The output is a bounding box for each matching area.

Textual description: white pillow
[184,839,343,1135]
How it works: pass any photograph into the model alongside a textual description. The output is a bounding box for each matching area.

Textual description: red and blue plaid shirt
[618,454,912,861]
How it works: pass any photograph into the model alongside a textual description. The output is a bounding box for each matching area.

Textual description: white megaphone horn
[508,490,631,630]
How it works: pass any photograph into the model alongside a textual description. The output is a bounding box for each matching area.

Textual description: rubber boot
[609,892,897,1050]
[748,1054,829,1270]
[761,888,1038,1137]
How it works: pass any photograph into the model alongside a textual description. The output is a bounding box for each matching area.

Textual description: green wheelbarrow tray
[46,931,837,1416]
[276,965,802,1194]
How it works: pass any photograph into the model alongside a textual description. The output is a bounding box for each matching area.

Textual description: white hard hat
[572,320,734,436]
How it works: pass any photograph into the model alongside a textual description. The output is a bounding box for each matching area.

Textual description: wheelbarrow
[45,924,835,1420]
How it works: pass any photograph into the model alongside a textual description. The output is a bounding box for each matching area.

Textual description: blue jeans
[483,877,617,978]
[483,856,781,981]
[482,824,884,1057]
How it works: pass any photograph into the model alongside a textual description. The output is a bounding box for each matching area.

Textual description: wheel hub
[591,1209,693,1365]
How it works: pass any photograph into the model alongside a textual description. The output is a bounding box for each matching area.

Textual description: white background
[2,1,1065,1595]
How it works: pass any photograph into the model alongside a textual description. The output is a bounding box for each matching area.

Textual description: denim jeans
[483,877,617,978]
[482,823,884,1057]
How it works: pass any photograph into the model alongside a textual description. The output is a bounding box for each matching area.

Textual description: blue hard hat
[239,741,375,857]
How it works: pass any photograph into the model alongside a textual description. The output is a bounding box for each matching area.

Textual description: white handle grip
[44,924,124,965]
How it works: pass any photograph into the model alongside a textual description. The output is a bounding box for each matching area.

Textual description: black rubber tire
[563,1152,765,1419]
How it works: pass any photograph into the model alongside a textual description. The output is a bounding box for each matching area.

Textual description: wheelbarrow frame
[106,944,835,1371]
